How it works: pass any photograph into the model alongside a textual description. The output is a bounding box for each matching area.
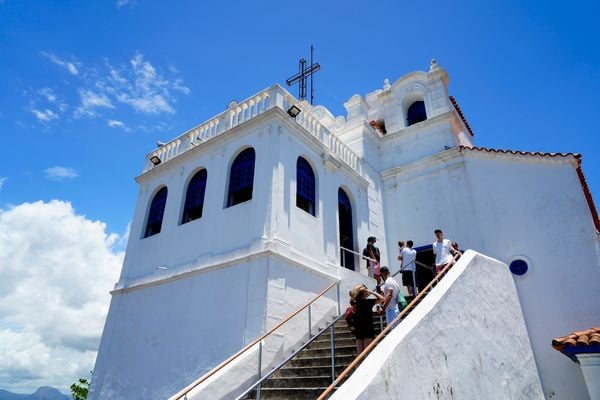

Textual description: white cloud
[106,119,130,132]
[116,0,131,7]
[44,166,79,181]
[0,200,123,392]
[29,107,59,122]
[75,89,114,118]
[0,177,6,190]
[111,53,177,114]
[38,88,57,103]
[107,119,124,128]
[32,52,189,123]
[41,51,79,75]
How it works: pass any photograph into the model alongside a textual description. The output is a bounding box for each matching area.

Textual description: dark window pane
[338,188,355,270]
[296,157,316,216]
[407,101,427,126]
[144,187,168,238]
[509,259,528,276]
[182,169,208,224]
[227,148,255,207]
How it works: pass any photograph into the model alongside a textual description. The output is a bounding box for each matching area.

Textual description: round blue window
[509,259,528,276]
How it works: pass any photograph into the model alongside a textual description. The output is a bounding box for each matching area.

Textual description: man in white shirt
[398,240,417,295]
[432,229,456,273]
[380,266,401,327]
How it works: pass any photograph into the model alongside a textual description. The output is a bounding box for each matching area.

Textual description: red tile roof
[552,327,600,354]
[449,96,474,137]
[458,145,578,159]
[459,146,600,234]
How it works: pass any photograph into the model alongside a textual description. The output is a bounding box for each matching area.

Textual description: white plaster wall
[378,115,460,171]
[461,154,600,400]
[121,121,275,281]
[331,250,544,400]
[271,124,380,276]
[381,149,600,399]
[91,254,359,400]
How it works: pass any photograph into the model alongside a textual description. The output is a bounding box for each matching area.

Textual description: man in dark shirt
[362,236,381,281]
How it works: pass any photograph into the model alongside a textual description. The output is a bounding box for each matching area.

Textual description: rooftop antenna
[286,45,320,105]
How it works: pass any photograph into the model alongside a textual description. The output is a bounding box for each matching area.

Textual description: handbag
[397,291,408,309]
[344,305,356,327]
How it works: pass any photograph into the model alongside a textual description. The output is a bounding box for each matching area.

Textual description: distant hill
[0,386,70,400]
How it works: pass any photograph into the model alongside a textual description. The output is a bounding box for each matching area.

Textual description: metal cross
[286,45,320,105]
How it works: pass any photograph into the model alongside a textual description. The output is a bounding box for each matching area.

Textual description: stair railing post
[336,283,341,315]
[257,341,262,400]
[413,269,418,296]
[308,304,312,339]
[330,324,336,383]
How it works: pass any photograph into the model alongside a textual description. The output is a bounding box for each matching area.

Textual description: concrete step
[307,337,355,349]
[290,354,355,368]
[271,365,348,378]
[296,345,356,359]
[261,375,333,389]
[246,387,328,400]
[319,324,383,337]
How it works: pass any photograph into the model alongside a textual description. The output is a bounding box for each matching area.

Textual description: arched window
[181,169,208,224]
[227,148,255,207]
[144,187,168,238]
[338,188,355,270]
[296,157,316,216]
[406,100,427,126]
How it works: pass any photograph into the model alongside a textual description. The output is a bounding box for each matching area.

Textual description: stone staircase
[246,300,415,400]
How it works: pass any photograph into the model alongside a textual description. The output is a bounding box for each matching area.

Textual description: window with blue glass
[509,259,529,276]
[144,186,168,238]
[181,169,208,224]
[296,157,316,216]
[227,148,255,207]
[406,100,427,126]
[338,188,355,270]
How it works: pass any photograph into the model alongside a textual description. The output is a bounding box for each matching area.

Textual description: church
[89,60,600,399]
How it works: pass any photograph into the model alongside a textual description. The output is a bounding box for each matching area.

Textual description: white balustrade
[143,84,363,177]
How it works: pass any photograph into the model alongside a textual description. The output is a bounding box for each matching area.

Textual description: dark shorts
[402,270,415,287]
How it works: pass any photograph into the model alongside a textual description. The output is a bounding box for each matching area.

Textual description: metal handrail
[170,281,341,400]
[316,256,459,400]
[340,246,377,263]
[234,313,346,400]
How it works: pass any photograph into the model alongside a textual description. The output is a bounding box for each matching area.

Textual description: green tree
[70,372,91,400]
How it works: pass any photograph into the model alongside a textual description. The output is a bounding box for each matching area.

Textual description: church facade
[90,61,600,399]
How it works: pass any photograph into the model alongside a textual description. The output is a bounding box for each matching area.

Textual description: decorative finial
[383,78,391,91]
[429,59,439,72]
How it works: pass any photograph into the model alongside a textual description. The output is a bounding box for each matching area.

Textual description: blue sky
[1,0,599,233]
[0,0,599,393]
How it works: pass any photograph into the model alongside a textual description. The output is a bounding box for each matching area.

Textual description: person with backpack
[380,266,404,328]
[348,284,384,355]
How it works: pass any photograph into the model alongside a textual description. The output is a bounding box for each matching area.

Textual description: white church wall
[119,122,276,281]
[274,129,326,264]
[379,114,460,171]
[92,252,365,400]
[331,251,544,400]
[271,123,382,276]
[461,153,600,400]
[381,151,478,277]
[90,257,268,400]
[381,148,600,399]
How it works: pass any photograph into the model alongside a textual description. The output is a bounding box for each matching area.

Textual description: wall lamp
[287,105,301,118]
[150,155,162,166]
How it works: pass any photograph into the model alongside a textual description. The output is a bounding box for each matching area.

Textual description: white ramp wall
[331,250,544,400]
